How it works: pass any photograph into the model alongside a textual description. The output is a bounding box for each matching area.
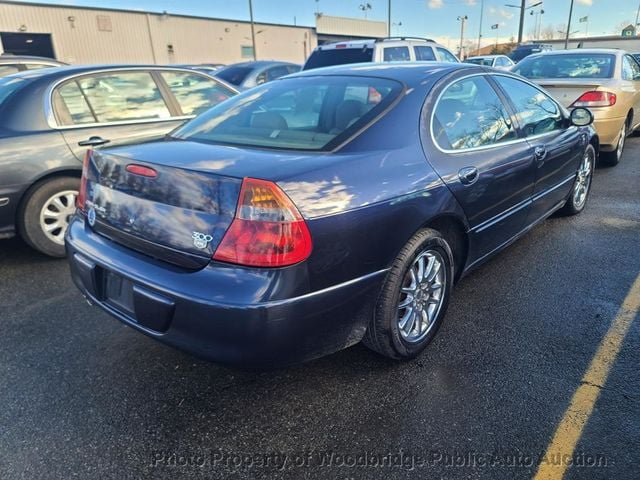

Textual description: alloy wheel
[39,190,78,245]
[573,148,593,209]
[397,249,446,343]
[616,122,626,161]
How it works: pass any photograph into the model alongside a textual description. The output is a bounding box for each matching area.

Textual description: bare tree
[540,25,555,40]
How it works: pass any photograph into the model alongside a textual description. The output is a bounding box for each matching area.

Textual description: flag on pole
[579,16,588,23]
[491,24,499,30]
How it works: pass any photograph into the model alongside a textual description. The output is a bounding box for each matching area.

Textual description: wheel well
[589,134,600,162]
[627,110,634,129]
[15,170,81,224]
[425,215,468,283]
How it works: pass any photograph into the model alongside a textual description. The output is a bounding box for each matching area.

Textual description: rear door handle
[458,166,479,185]
[78,136,111,147]
[534,146,547,162]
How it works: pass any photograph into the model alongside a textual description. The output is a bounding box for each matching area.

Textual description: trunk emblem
[192,232,213,250]
[87,208,96,226]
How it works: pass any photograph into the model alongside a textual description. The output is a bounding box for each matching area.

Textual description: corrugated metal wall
[315,14,387,38]
[0,1,317,64]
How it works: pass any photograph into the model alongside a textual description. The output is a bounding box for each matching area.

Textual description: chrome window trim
[44,66,234,129]
[429,71,570,154]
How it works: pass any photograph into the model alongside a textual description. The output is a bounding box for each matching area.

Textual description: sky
[18,0,640,49]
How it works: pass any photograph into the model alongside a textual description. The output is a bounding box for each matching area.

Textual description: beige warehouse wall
[0,2,317,65]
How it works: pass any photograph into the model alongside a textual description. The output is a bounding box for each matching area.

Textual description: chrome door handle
[78,136,111,147]
[458,166,479,185]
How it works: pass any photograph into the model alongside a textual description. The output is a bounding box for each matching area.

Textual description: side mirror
[570,107,594,127]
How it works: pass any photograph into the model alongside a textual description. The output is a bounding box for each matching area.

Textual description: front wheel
[363,228,454,360]
[559,144,595,216]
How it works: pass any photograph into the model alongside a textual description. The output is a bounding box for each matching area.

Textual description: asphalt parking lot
[1,140,639,480]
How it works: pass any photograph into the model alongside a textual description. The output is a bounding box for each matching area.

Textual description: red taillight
[213,178,313,267]
[572,91,616,107]
[76,150,90,212]
[126,164,158,178]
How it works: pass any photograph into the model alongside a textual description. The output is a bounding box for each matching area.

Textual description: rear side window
[383,47,410,62]
[622,55,640,81]
[266,66,293,82]
[414,46,436,61]
[495,76,564,137]
[173,76,402,151]
[436,48,459,63]
[161,71,234,116]
[76,72,171,123]
[513,54,615,79]
[433,76,516,150]
[54,81,96,125]
[54,72,171,125]
[303,47,374,70]
[466,58,493,66]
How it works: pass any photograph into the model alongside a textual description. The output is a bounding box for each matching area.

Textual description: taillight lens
[213,178,312,267]
[572,91,617,107]
[76,150,91,212]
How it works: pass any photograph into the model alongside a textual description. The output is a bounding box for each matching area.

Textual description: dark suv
[510,44,552,63]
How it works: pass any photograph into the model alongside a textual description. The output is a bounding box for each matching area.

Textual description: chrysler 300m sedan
[0,65,237,256]
[66,63,598,368]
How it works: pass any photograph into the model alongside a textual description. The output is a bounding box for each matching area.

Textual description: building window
[241,45,254,59]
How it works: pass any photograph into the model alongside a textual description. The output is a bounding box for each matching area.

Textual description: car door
[51,69,187,160]
[493,75,582,224]
[414,45,436,61]
[423,73,536,262]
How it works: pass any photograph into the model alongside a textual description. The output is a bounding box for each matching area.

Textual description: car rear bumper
[65,216,385,368]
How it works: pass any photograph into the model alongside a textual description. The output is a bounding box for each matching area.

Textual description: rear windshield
[513,54,616,79]
[172,75,402,151]
[304,47,374,70]
[0,76,28,105]
[215,66,253,86]
[466,58,493,66]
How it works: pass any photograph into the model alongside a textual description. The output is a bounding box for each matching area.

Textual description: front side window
[24,63,54,70]
[266,66,292,82]
[436,48,459,63]
[74,72,171,123]
[383,47,410,62]
[161,71,234,116]
[466,57,492,66]
[495,76,564,137]
[513,54,615,79]
[414,46,436,61]
[216,65,253,86]
[173,76,402,151]
[432,76,516,150]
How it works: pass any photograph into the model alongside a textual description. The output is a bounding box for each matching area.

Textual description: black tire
[559,144,596,216]
[18,176,79,258]
[601,119,627,166]
[363,228,454,360]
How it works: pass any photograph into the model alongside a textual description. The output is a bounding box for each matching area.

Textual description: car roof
[316,37,440,50]
[4,64,221,81]
[527,48,620,56]
[219,61,298,68]
[0,55,65,64]
[289,61,476,85]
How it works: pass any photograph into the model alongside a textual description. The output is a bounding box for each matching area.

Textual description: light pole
[505,1,543,45]
[457,15,468,59]
[477,0,485,54]
[248,0,257,60]
[530,8,544,40]
[388,0,391,37]
[564,0,574,49]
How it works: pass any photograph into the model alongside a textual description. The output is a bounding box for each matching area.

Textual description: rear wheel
[559,144,595,216]
[18,177,79,257]
[363,228,454,360]
[602,119,627,166]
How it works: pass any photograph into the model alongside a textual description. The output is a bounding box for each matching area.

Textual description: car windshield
[215,65,254,86]
[304,48,374,70]
[466,58,493,66]
[513,54,615,79]
[172,75,402,151]
[0,76,28,105]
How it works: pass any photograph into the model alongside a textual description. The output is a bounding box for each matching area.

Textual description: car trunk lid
[530,78,612,108]
[84,148,242,269]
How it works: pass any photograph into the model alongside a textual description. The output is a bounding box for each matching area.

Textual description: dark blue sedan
[65,63,598,367]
